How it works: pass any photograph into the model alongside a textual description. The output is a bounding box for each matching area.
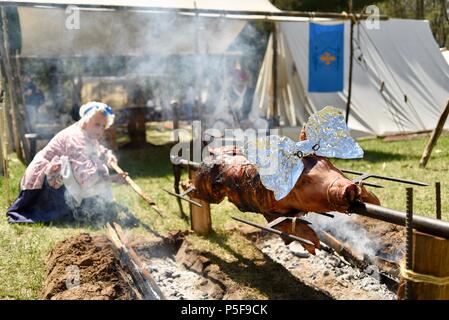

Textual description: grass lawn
[1,130,448,299]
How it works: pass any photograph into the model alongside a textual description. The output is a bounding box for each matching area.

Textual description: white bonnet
[79,101,115,129]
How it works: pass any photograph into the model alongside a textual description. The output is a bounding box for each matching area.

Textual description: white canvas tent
[443,48,449,66]
[9,0,280,57]
[6,2,449,136]
[254,19,449,136]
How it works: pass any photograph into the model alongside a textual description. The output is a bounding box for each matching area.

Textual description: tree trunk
[0,8,24,162]
[416,0,425,19]
[0,78,4,176]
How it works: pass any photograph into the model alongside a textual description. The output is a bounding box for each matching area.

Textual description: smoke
[17,8,272,226]
[306,212,381,258]
[20,8,270,131]
[65,188,118,228]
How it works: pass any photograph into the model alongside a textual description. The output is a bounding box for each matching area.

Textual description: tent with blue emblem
[253,19,449,137]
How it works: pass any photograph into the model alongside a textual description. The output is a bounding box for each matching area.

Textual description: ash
[259,236,397,300]
[145,257,209,300]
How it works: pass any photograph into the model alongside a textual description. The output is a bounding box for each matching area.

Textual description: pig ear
[299,125,307,141]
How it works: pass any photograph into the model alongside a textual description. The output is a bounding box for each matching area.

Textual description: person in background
[22,74,44,127]
[183,86,196,122]
[70,103,81,122]
[6,101,128,225]
[228,67,252,124]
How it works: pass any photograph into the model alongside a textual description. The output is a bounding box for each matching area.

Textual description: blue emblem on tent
[308,23,344,92]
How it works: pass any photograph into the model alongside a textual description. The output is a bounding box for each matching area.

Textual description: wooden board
[398,230,449,299]
[188,168,212,235]
[411,231,449,299]
[107,223,165,300]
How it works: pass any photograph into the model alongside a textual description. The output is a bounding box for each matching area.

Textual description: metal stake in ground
[436,182,441,220]
[405,187,414,300]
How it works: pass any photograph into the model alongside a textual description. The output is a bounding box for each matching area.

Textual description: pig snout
[341,182,361,203]
[328,178,361,211]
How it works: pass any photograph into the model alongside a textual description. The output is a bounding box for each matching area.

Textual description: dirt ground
[42,230,333,300]
[134,230,331,300]
[354,216,405,256]
[41,214,404,300]
[42,233,137,300]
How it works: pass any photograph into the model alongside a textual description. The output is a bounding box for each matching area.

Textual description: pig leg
[181,180,225,204]
[263,213,321,255]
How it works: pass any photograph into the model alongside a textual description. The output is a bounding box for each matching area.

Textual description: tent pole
[14,53,32,133]
[194,2,201,124]
[13,52,33,163]
[271,23,278,126]
[0,7,25,163]
[1,2,389,21]
[345,17,355,124]
[0,73,11,203]
[419,99,449,168]
[0,77,4,176]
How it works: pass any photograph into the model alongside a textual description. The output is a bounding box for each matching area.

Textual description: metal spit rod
[231,216,315,247]
[341,169,428,187]
[348,201,449,239]
[173,157,200,169]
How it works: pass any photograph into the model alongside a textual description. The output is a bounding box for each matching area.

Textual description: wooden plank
[107,223,166,300]
[0,77,4,175]
[188,167,212,235]
[170,100,185,216]
[271,26,278,123]
[112,222,166,299]
[0,75,11,202]
[0,8,24,162]
[11,54,32,163]
[411,231,449,299]
[107,224,151,300]
[3,92,14,153]
[345,18,355,123]
[419,99,449,167]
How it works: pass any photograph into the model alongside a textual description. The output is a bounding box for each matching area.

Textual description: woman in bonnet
[6,101,127,224]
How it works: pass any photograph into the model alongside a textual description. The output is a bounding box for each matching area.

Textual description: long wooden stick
[110,161,164,217]
[419,99,449,167]
[0,8,24,163]
[0,75,11,203]
[0,78,4,176]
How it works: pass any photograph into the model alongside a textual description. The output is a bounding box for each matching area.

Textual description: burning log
[107,222,165,300]
[317,229,400,292]
[317,230,368,270]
